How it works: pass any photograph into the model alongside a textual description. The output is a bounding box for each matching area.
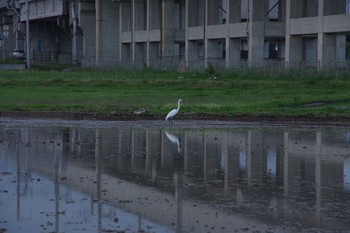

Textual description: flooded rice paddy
[0,118,350,233]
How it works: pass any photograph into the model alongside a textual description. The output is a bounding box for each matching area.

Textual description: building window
[269,42,278,59]
[347,0,350,14]
[268,0,279,21]
[241,40,248,60]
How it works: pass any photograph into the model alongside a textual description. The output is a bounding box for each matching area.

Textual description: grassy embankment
[0,67,349,120]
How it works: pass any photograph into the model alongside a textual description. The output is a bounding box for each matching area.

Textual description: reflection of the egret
[165,131,181,153]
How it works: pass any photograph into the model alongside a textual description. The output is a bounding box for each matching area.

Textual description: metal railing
[0,50,72,65]
[1,49,349,78]
[82,57,350,78]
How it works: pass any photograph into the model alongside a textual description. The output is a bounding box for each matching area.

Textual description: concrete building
[0,0,75,64]
[0,0,349,70]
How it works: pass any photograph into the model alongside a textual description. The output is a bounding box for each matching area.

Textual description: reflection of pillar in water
[344,159,350,192]
[25,127,30,175]
[236,187,243,206]
[71,128,81,157]
[77,128,81,156]
[269,196,277,218]
[16,144,20,219]
[138,214,142,232]
[203,132,207,183]
[145,130,149,174]
[283,132,289,196]
[161,129,165,168]
[247,130,252,187]
[95,129,102,232]
[118,130,122,154]
[315,131,322,226]
[221,132,229,193]
[54,141,60,233]
[24,128,30,194]
[267,146,277,182]
[239,133,246,180]
[184,131,188,172]
[152,159,157,183]
[131,130,135,169]
[70,128,76,153]
[174,172,183,233]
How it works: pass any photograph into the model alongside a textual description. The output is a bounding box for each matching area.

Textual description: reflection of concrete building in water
[0,0,349,69]
[1,124,350,231]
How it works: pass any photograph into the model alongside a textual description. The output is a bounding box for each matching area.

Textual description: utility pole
[26,0,30,69]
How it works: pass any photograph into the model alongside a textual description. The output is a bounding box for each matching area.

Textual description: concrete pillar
[185,0,189,67]
[285,0,291,67]
[96,0,102,65]
[161,0,175,60]
[146,0,150,67]
[247,0,268,66]
[131,0,136,65]
[204,0,208,68]
[285,0,303,67]
[225,0,230,68]
[317,0,324,68]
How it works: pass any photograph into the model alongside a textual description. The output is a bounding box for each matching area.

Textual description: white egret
[165,99,182,122]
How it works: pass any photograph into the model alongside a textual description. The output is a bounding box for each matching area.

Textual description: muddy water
[0,118,350,233]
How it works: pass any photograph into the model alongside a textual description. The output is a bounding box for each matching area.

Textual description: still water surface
[0,118,350,233]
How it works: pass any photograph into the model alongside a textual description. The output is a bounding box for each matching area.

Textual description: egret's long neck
[177,101,181,111]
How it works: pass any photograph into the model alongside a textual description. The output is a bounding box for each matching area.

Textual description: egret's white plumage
[165,99,182,121]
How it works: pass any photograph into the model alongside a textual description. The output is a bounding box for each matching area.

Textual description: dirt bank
[1,110,349,125]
